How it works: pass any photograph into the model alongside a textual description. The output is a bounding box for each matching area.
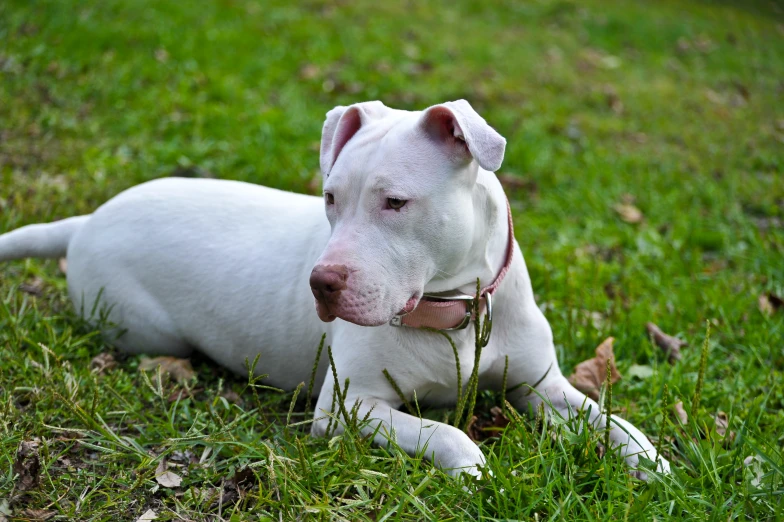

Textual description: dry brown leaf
[14,438,41,491]
[613,203,643,224]
[759,293,784,316]
[467,406,510,442]
[169,165,214,179]
[646,322,687,364]
[602,84,624,114]
[19,509,56,521]
[714,411,736,445]
[299,63,321,80]
[215,488,239,507]
[673,401,688,424]
[136,509,157,521]
[497,173,537,193]
[19,277,44,297]
[758,294,775,316]
[307,171,322,195]
[228,467,256,489]
[568,337,621,401]
[58,257,68,274]
[714,411,728,436]
[155,459,182,488]
[90,352,117,375]
[220,389,241,403]
[167,387,203,403]
[139,356,195,383]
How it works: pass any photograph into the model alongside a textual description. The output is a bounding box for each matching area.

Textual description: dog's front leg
[311,383,485,478]
[511,371,671,477]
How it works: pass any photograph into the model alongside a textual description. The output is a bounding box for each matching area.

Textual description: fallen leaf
[167,387,203,403]
[228,467,256,489]
[466,406,510,442]
[497,173,537,193]
[299,63,321,80]
[613,203,643,224]
[58,257,67,274]
[155,459,183,488]
[714,411,735,443]
[220,389,241,403]
[0,498,11,519]
[646,322,687,364]
[14,439,41,491]
[673,401,688,424]
[136,509,157,521]
[626,364,654,380]
[169,449,198,466]
[759,292,783,316]
[693,35,715,53]
[208,465,257,507]
[714,411,728,436]
[705,89,725,105]
[579,48,621,70]
[568,337,621,401]
[168,165,214,179]
[215,488,239,507]
[19,277,44,296]
[139,356,195,383]
[307,170,322,195]
[90,352,117,375]
[744,455,765,487]
[744,455,761,467]
[602,84,624,114]
[759,294,774,316]
[19,509,55,521]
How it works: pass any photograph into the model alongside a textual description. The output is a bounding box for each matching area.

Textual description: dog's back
[1,177,332,385]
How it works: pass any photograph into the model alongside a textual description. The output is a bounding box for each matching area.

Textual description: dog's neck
[423,168,510,296]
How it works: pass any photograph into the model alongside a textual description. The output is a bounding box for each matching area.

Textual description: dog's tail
[0,215,91,262]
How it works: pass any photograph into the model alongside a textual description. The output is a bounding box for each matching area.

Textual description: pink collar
[389,199,514,337]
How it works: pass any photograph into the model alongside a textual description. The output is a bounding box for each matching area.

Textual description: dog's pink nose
[309,265,349,298]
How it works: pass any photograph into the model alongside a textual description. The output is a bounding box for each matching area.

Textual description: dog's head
[310,100,506,326]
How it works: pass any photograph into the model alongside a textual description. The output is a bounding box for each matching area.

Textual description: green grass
[1,0,783,519]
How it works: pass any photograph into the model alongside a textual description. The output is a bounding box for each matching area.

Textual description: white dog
[0,100,669,477]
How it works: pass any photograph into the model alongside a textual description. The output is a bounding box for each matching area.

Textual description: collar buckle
[389,291,494,337]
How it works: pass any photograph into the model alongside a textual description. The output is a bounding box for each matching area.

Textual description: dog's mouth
[396,293,421,316]
[313,296,338,322]
[313,291,422,326]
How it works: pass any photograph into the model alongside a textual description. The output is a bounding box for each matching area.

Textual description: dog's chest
[395,329,500,407]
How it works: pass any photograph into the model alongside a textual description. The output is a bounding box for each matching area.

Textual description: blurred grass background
[1,0,783,519]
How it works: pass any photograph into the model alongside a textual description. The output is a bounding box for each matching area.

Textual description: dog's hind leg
[75,288,193,358]
[107,321,193,358]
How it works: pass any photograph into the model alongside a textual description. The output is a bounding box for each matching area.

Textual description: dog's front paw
[628,454,671,481]
[438,443,487,479]
[656,456,671,474]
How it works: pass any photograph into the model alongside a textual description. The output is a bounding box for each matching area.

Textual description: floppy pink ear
[419,99,506,172]
[319,101,388,176]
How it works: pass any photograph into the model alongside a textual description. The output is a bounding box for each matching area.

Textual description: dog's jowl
[0,99,670,478]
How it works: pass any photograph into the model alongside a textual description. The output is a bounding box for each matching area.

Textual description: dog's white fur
[0,100,669,477]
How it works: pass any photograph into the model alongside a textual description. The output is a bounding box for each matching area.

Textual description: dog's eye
[386,198,407,211]
[325,192,334,205]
